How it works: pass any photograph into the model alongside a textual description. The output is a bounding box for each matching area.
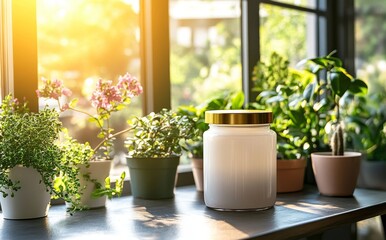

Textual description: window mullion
[140,0,171,114]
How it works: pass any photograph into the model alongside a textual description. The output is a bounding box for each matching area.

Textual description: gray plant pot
[357,160,386,190]
[126,156,180,199]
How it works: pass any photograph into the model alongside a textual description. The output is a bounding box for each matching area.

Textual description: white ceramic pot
[67,160,112,209]
[0,166,51,219]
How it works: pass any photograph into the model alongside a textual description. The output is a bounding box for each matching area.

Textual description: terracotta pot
[66,160,112,209]
[277,158,306,193]
[191,157,203,191]
[0,166,51,219]
[311,152,361,197]
[357,160,386,190]
[126,156,180,199]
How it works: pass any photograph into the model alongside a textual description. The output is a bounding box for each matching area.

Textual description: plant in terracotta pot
[346,93,386,190]
[37,73,142,211]
[125,109,195,199]
[301,51,368,196]
[251,52,315,193]
[177,91,244,192]
[0,94,77,219]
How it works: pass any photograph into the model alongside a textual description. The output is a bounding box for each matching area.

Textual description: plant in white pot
[0,95,67,219]
[301,51,368,196]
[125,109,195,199]
[177,91,244,192]
[37,73,142,211]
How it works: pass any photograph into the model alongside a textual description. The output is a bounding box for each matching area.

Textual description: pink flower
[61,88,72,97]
[117,73,143,98]
[90,79,122,111]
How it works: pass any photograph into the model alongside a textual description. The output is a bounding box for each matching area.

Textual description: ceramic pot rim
[311,152,361,158]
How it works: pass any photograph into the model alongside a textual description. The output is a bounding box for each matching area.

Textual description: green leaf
[303,81,316,101]
[329,70,351,97]
[69,98,78,108]
[349,79,368,95]
[230,91,244,109]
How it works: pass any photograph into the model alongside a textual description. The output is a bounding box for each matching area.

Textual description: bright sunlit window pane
[37,0,141,177]
[260,4,317,65]
[169,0,242,108]
[355,0,386,95]
[273,0,317,9]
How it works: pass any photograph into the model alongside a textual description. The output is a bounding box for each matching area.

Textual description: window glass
[169,0,242,108]
[273,0,317,9]
[355,0,386,95]
[37,0,141,177]
[260,4,317,65]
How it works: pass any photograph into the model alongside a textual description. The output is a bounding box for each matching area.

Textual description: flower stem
[93,126,134,156]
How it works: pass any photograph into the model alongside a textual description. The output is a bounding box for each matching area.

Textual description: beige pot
[277,158,306,193]
[311,152,361,197]
[0,166,51,219]
[191,157,203,191]
[66,160,112,209]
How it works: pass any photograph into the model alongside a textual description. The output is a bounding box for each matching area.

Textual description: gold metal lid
[205,110,272,125]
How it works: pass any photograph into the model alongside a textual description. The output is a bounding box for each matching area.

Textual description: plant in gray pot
[125,109,195,199]
[346,93,386,190]
[302,51,368,197]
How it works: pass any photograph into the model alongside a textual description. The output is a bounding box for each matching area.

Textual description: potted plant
[251,53,313,193]
[125,109,195,199]
[36,73,142,211]
[0,95,66,219]
[177,91,244,192]
[302,51,368,196]
[346,93,386,190]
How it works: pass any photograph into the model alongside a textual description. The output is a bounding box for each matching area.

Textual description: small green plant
[0,95,64,199]
[125,109,195,158]
[301,50,368,155]
[177,91,244,158]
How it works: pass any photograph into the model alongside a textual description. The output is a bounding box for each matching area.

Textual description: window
[241,0,329,102]
[36,0,141,177]
[355,0,386,96]
[169,0,242,108]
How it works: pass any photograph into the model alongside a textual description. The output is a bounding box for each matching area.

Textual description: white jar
[203,110,276,210]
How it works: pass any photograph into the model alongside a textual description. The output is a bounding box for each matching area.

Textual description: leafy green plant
[177,91,244,158]
[0,95,63,198]
[125,109,195,158]
[346,94,386,161]
[302,51,368,155]
[251,52,315,159]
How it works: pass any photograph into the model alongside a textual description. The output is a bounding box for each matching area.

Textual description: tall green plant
[301,51,368,155]
[252,52,315,159]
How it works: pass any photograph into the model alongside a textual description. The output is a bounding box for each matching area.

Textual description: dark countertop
[1,185,386,240]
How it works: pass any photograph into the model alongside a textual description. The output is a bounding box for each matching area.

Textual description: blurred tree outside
[169,0,242,109]
[37,0,141,175]
[355,0,386,97]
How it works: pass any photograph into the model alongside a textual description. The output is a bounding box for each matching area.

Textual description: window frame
[241,0,355,103]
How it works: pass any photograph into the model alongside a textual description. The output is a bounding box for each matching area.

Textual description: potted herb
[302,51,368,196]
[0,95,65,219]
[125,109,195,199]
[177,91,244,191]
[251,53,313,193]
[346,93,386,190]
[37,73,142,211]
